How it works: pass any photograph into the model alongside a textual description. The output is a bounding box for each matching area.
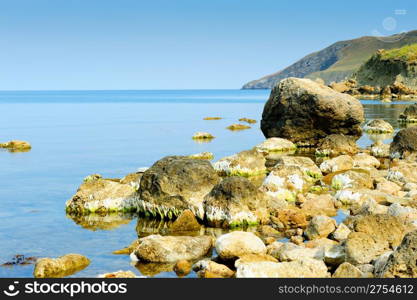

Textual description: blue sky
[0,0,416,90]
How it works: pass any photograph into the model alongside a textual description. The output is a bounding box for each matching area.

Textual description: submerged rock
[139,156,220,219]
[132,235,213,263]
[34,254,90,278]
[0,140,31,151]
[255,138,296,153]
[261,78,364,147]
[315,134,359,157]
[66,176,140,214]
[213,149,266,177]
[377,230,417,278]
[390,127,417,159]
[363,119,394,133]
[215,231,266,260]
[203,177,269,227]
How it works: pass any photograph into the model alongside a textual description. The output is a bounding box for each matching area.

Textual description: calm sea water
[0,90,415,277]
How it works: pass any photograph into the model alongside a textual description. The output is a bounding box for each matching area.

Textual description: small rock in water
[238,117,257,124]
[363,119,394,134]
[0,140,32,151]
[255,138,296,153]
[33,254,90,278]
[174,260,192,277]
[169,209,201,232]
[203,117,222,120]
[99,270,138,278]
[226,124,251,131]
[192,132,215,140]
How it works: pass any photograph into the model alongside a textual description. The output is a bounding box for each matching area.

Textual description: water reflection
[67,212,136,231]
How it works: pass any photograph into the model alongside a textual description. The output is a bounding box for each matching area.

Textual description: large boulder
[390,127,417,159]
[215,231,266,260]
[213,149,266,177]
[132,235,213,263]
[66,176,140,214]
[203,177,269,227]
[138,156,220,219]
[261,78,364,146]
[377,230,417,278]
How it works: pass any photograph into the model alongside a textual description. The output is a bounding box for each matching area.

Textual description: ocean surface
[0,89,415,277]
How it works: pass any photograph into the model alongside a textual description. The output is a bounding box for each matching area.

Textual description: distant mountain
[242,30,417,89]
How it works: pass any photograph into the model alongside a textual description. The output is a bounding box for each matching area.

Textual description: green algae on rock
[203,177,269,228]
[138,156,220,220]
[212,149,266,177]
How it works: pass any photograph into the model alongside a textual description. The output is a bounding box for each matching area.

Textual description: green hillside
[243,30,417,89]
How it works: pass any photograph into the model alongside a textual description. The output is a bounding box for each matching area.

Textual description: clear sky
[0,0,416,90]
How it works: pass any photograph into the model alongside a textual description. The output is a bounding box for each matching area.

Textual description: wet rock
[300,193,337,217]
[315,134,359,157]
[331,169,373,190]
[215,231,266,260]
[352,153,380,169]
[99,270,138,278]
[34,254,90,278]
[0,140,31,151]
[132,235,213,263]
[193,259,235,278]
[377,230,417,278]
[169,210,201,232]
[213,149,266,177]
[304,215,336,240]
[390,126,417,159]
[255,138,296,153]
[333,262,364,278]
[139,156,220,219]
[398,103,417,123]
[261,78,364,147]
[66,177,140,214]
[236,258,329,278]
[203,177,269,227]
[332,223,351,242]
[363,119,394,134]
[320,155,353,174]
[192,132,215,140]
[174,260,192,276]
[226,124,251,131]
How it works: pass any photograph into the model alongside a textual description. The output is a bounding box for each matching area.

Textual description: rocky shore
[57,77,417,278]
